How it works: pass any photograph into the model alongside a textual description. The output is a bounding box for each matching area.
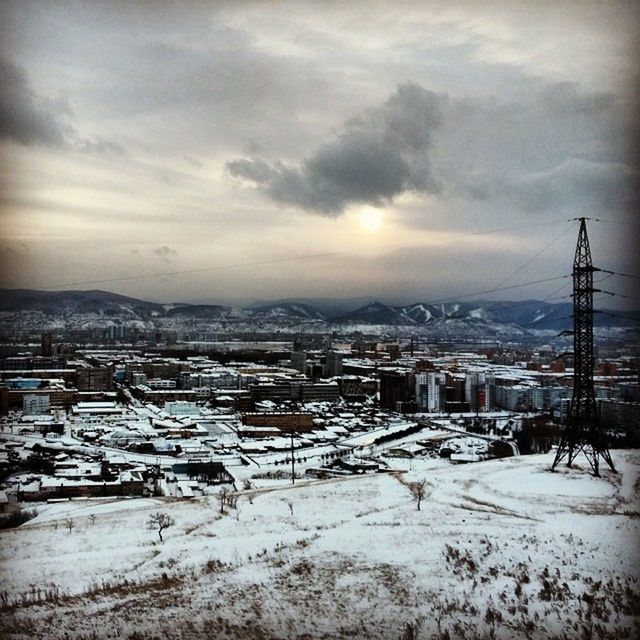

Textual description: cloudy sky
[0,1,638,306]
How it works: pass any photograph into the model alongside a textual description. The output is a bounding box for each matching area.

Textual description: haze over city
[1,1,638,306]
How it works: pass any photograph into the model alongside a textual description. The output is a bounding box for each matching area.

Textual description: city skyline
[0,1,638,305]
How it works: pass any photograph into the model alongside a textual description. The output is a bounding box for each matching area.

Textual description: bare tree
[409,478,427,511]
[89,514,97,526]
[284,499,294,516]
[218,487,229,514]
[65,518,75,534]
[147,512,175,542]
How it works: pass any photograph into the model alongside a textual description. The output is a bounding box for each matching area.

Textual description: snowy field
[1,451,639,639]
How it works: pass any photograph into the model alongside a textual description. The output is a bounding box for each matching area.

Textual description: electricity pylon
[551,218,616,477]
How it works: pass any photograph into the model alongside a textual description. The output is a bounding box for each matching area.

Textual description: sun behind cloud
[358,206,384,233]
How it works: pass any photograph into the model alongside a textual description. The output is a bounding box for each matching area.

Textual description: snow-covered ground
[1,451,639,639]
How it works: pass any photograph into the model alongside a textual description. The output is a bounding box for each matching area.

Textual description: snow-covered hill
[331,299,575,330]
[247,302,326,321]
[1,451,638,639]
[1,289,638,337]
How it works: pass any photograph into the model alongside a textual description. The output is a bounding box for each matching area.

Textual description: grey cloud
[0,193,170,222]
[432,78,638,221]
[506,159,639,213]
[227,83,444,215]
[382,82,443,153]
[0,57,126,156]
[92,35,334,158]
[0,58,69,146]
[153,245,178,262]
[183,155,202,168]
[540,82,617,117]
[454,158,638,215]
[227,158,278,184]
[76,136,126,156]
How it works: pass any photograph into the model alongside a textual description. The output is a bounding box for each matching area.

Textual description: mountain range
[1,288,638,332]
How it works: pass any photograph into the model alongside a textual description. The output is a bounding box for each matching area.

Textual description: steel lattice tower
[551,218,616,477]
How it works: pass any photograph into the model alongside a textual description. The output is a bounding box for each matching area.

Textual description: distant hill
[0,289,240,322]
[328,299,638,331]
[165,304,234,319]
[330,301,413,326]
[246,296,375,318]
[0,289,165,318]
[247,302,326,321]
[0,288,637,333]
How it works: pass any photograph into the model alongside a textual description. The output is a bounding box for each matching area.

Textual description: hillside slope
[1,451,638,639]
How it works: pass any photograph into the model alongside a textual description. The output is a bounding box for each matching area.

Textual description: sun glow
[359,206,383,233]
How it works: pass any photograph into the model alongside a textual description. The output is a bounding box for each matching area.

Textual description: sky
[0,1,638,307]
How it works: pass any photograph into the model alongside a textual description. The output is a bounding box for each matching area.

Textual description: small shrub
[0,507,37,529]
[203,558,226,574]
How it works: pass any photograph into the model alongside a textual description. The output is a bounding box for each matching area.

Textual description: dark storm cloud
[0,58,69,146]
[229,76,638,220]
[227,83,444,215]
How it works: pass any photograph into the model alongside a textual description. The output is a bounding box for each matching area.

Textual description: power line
[516,279,574,328]
[514,216,637,330]
[490,220,573,290]
[594,272,615,284]
[410,275,570,307]
[34,217,571,291]
[545,281,572,300]
[599,269,640,280]
[335,217,569,259]
[595,290,640,302]
[446,221,573,320]
[39,251,340,290]
[590,217,640,230]
[483,278,570,318]
[368,218,572,311]
[598,310,640,324]
[456,218,566,238]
